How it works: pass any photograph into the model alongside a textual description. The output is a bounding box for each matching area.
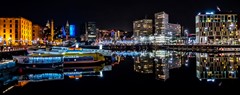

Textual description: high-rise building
[133,19,153,37]
[155,12,169,35]
[154,12,182,44]
[0,17,32,46]
[196,12,238,45]
[85,22,97,44]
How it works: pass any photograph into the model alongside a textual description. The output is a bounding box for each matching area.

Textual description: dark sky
[1,0,239,33]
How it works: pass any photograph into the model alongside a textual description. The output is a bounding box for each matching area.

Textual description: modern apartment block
[196,12,239,45]
[133,19,153,37]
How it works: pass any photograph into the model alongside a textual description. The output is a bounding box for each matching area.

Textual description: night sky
[0,0,239,33]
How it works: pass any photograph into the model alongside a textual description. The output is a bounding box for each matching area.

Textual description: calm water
[2,50,240,94]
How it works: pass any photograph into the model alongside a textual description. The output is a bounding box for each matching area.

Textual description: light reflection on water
[1,50,240,93]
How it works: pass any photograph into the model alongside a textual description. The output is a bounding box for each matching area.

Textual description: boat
[62,47,106,67]
[13,53,64,70]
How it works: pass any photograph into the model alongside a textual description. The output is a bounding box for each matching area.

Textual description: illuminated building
[85,22,97,44]
[97,29,126,42]
[0,17,32,46]
[155,12,168,35]
[196,12,238,45]
[32,24,42,42]
[70,25,76,38]
[167,23,182,44]
[196,53,240,80]
[154,12,182,44]
[133,19,153,37]
[168,23,181,36]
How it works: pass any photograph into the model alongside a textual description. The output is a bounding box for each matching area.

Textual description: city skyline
[0,0,239,32]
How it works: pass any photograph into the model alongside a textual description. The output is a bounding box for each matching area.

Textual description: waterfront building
[85,22,97,45]
[155,12,168,35]
[167,23,182,44]
[154,12,182,44]
[195,12,238,45]
[133,19,153,37]
[0,17,32,46]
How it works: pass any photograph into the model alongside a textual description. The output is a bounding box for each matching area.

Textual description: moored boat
[63,47,106,67]
[13,54,64,70]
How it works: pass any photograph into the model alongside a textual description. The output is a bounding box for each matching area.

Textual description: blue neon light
[70,25,76,37]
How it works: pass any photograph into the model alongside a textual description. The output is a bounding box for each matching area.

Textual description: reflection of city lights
[100,71,103,77]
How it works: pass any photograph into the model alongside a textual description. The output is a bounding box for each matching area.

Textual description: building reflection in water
[196,53,240,82]
[133,50,185,81]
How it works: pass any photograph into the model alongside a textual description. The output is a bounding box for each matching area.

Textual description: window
[15,24,18,28]
[15,20,18,23]
[3,24,6,27]
[3,20,5,22]
[10,24,12,27]
[209,32,213,35]
[4,35,5,38]
[10,29,12,33]
[3,29,5,33]
[15,34,18,39]
[10,35,12,37]
[10,20,12,23]
[15,29,18,33]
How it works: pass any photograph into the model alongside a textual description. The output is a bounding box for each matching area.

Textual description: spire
[66,20,69,27]
[51,19,54,41]
[46,20,50,28]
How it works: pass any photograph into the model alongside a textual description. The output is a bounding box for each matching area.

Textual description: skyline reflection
[196,53,240,82]
[2,50,240,94]
[132,50,186,81]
